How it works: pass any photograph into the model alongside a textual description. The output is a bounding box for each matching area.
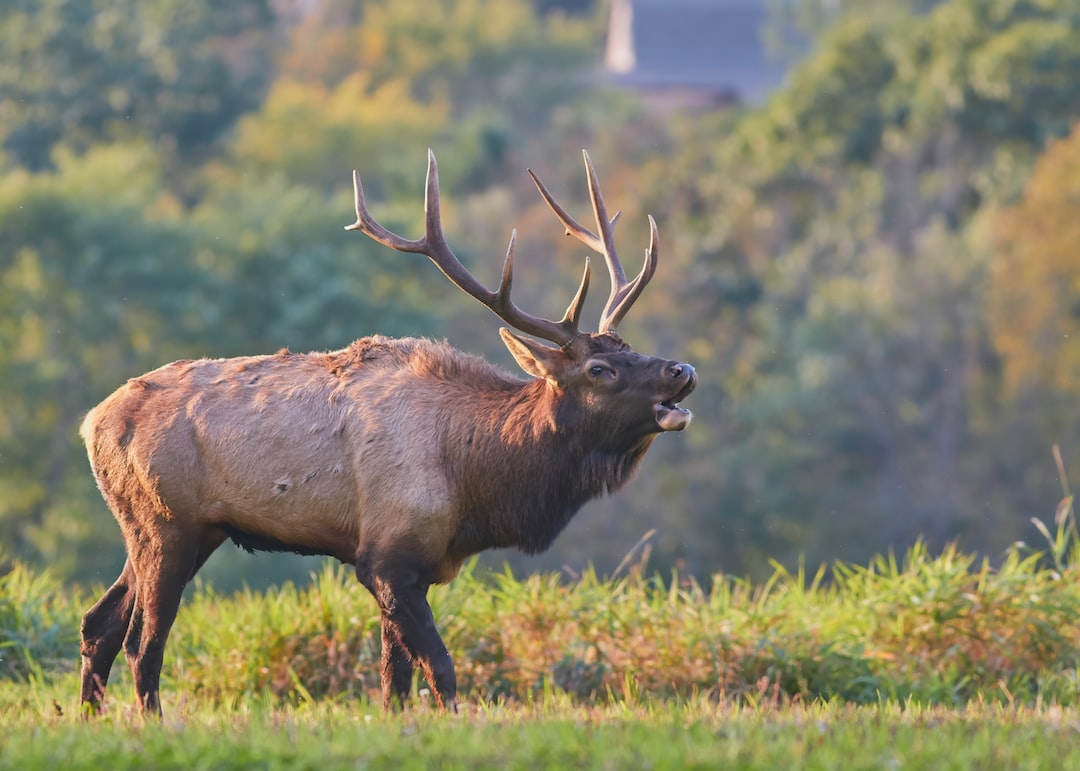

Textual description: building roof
[604,0,788,103]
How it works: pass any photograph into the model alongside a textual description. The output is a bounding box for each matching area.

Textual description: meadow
[3,508,1080,769]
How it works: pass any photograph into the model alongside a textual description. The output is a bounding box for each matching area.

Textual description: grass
[9,539,1080,712]
[4,539,1080,710]
[2,447,1080,768]
[3,688,1080,769]
[2,553,1080,771]
[74,538,1075,709]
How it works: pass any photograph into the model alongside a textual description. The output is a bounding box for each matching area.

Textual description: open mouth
[654,373,697,431]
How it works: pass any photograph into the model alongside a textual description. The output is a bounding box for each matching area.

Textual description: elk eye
[589,365,609,377]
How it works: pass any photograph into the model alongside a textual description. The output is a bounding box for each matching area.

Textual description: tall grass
[5,542,1076,712]
[1024,444,1080,574]
[0,554,81,684]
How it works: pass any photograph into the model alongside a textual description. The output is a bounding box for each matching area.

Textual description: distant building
[603,0,788,110]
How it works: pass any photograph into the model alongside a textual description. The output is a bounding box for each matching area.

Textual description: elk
[78,150,696,716]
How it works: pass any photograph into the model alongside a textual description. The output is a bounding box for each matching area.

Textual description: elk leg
[123,539,200,716]
[370,564,456,711]
[356,550,419,708]
[79,560,137,715]
[380,621,414,709]
[188,528,227,581]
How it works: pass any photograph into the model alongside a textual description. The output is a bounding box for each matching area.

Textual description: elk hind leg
[122,534,206,716]
[79,560,137,715]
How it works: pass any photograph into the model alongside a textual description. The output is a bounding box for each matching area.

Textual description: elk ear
[500,328,567,381]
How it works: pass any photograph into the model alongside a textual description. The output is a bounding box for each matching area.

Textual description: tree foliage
[0,142,210,577]
[638,0,1080,573]
[990,124,1080,398]
[0,0,276,169]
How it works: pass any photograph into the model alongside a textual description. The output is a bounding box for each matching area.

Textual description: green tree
[990,123,1080,398]
[0,0,276,169]
[274,0,596,185]
[223,75,448,196]
[0,143,211,578]
[985,122,1080,514]
[642,0,1080,575]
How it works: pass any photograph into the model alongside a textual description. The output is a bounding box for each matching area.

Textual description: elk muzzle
[654,362,696,431]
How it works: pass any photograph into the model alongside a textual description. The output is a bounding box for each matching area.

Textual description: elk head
[346,149,696,438]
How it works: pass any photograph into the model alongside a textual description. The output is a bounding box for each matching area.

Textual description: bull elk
[78,150,696,715]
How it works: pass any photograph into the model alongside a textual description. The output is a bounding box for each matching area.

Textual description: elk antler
[528,150,658,335]
[347,150,591,347]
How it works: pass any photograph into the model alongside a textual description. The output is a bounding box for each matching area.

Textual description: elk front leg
[369,562,457,711]
[380,623,414,709]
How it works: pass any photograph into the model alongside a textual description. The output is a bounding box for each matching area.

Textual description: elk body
[78,151,696,715]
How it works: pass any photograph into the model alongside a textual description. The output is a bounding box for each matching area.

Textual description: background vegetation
[1,0,1079,590]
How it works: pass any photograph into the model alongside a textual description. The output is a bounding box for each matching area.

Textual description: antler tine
[529,151,658,335]
[581,150,627,290]
[347,150,584,346]
[497,234,592,332]
[599,215,659,334]
[563,256,591,329]
[347,170,424,253]
[527,169,605,253]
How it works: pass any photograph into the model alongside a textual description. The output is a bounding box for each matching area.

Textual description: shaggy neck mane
[445,374,655,558]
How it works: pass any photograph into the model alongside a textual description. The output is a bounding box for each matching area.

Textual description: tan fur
[82,337,500,575]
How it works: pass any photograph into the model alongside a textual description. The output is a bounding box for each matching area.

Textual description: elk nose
[668,362,693,380]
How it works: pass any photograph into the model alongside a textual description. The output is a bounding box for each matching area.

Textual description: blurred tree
[0,0,276,169]
[355,0,596,185]
[765,0,944,58]
[222,0,600,203]
[224,74,448,195]
[0,142,211,579]
[205,0,604,352]
[530,0,595,15]
[990,122,1080,404]
[191,173,452,354]
[208,0,613,349]
[642,0,1080,576]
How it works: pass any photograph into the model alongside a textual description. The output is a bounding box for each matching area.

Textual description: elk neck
[444,374,656,558]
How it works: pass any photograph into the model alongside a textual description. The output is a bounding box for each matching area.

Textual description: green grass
[3,690,1080,770]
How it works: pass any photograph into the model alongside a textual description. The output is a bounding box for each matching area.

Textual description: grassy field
[4,503,1080,768]
[3,683,1080,769]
